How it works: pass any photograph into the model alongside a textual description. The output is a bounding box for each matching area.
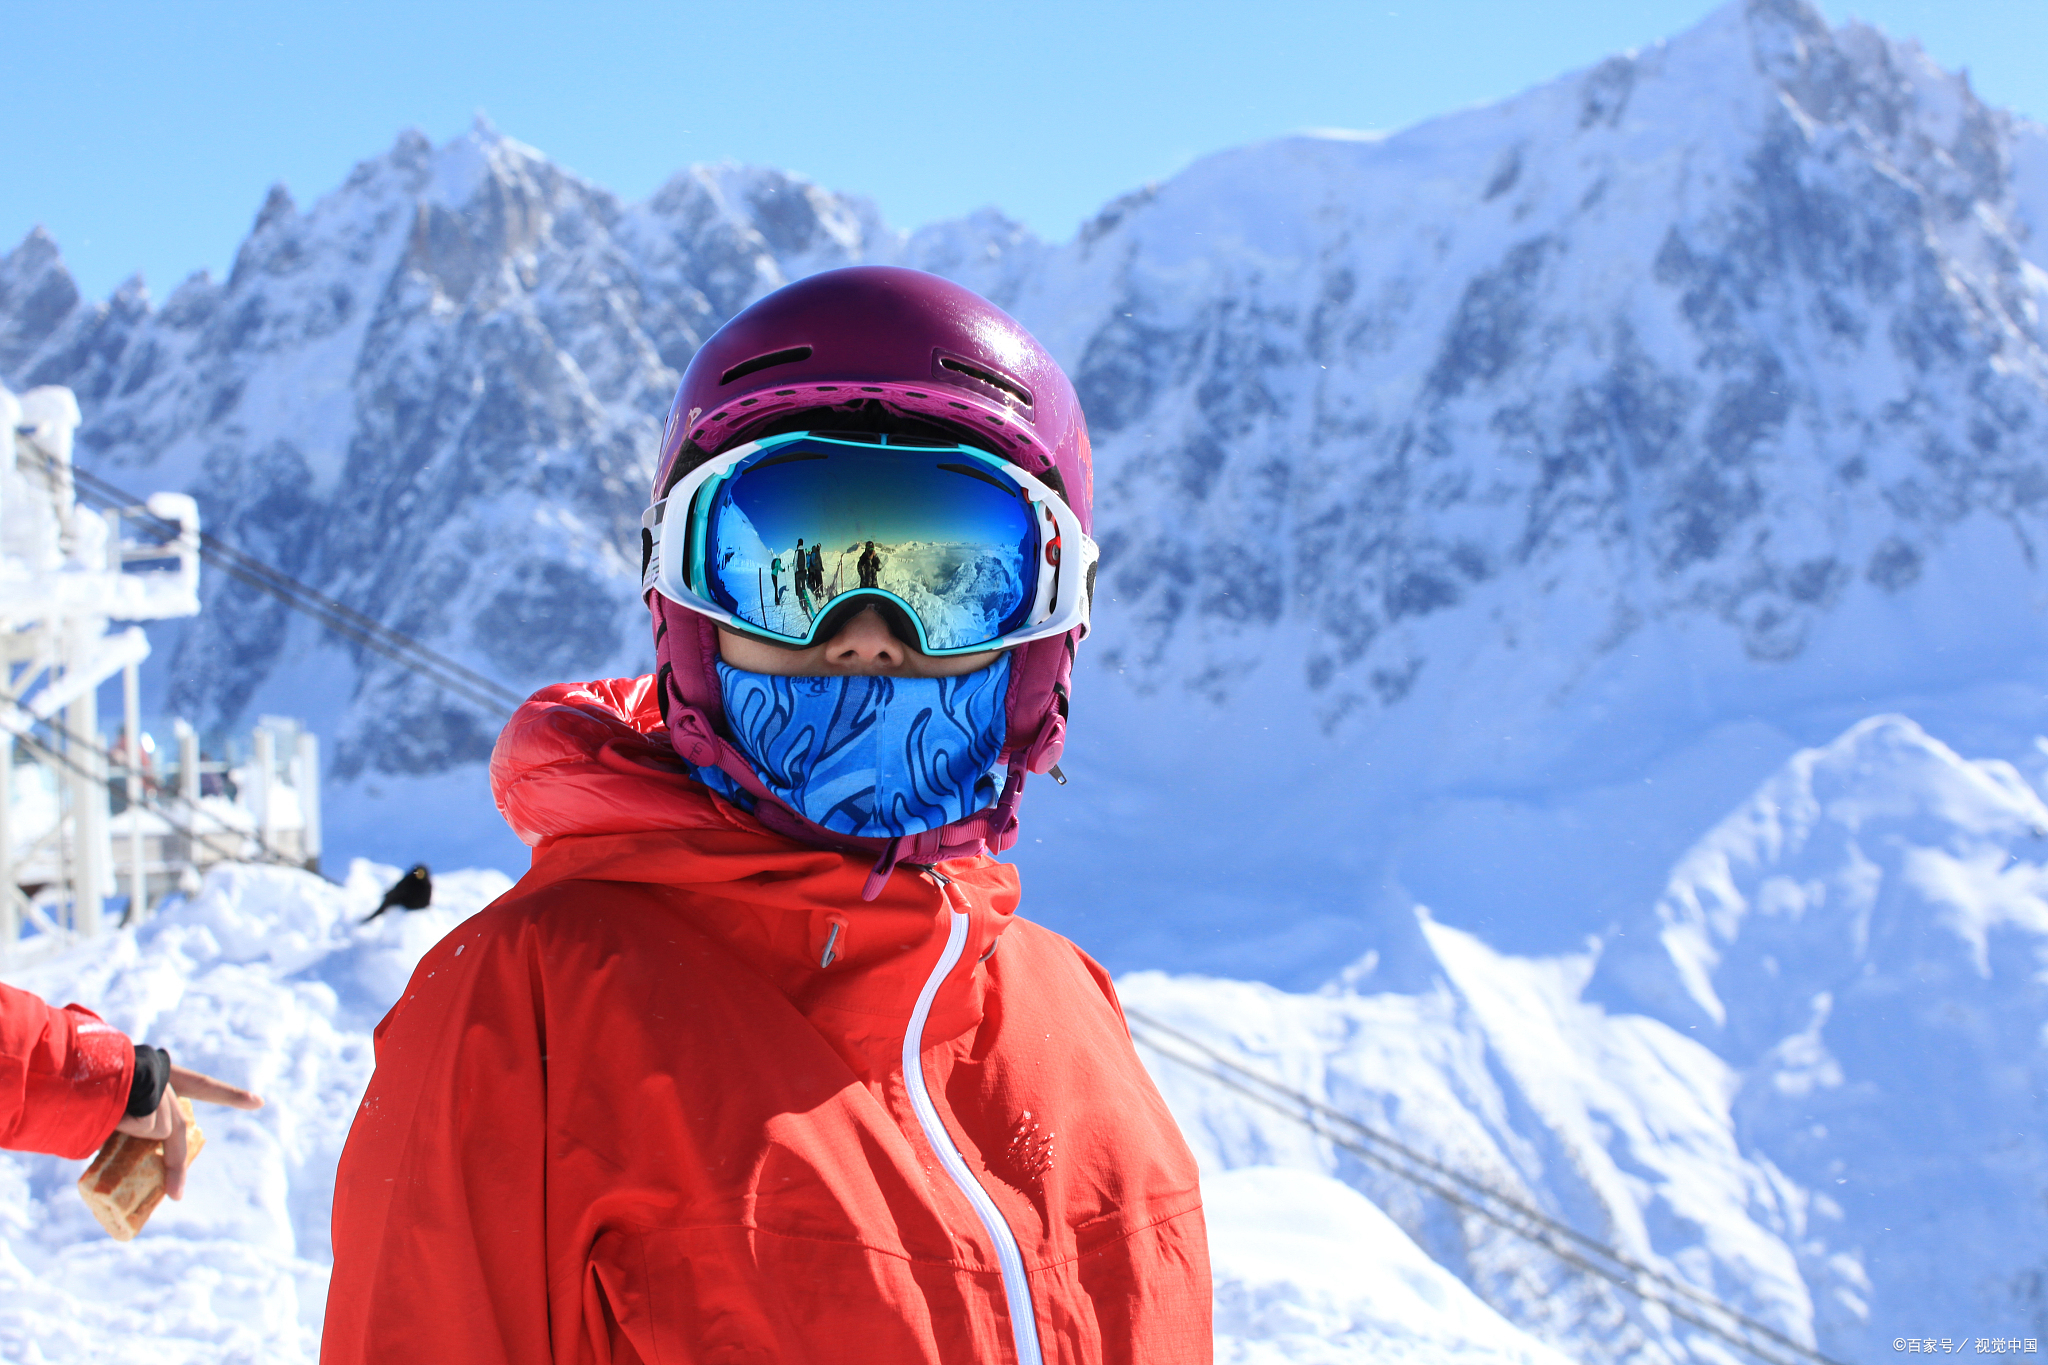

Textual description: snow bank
[1207,1167,1571,1364]
[10,709,2032,1363]
[0,857,1566,1363]
[1121,933,1810,1365]
[0,859,509,1364]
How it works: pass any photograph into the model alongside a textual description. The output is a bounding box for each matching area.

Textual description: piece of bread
[77,1097,206,1242]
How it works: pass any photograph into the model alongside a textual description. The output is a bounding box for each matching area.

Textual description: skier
[808,540,825,599]
[323,267,1210,1363]
[858,538,881,588]
[1,980,264,1199]
[793,536,814,617]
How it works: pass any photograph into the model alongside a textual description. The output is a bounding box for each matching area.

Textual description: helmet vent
[938,356,1033,411]
[720,346,813,385]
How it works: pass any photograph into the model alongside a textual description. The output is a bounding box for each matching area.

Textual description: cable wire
[40,459,1839,1363]
[4,702,311,877]
[61,463,524,714]
[1123,1007,1848,1365]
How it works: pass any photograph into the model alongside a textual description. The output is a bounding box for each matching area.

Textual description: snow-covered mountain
[1009,0,2048,978]
[8,9,2048,1358]
[5,0,2047,985]
[1134,713,2048,1363]
[0,141,898,861]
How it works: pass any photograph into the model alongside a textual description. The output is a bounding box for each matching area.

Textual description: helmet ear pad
[1004,634,1074,774]
[651,596,726,751]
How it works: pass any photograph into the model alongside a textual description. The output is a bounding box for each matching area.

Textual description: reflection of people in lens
[771,554,786,606]
[858,540,881,589]
[794,539,813,616]
[808,543,824,597]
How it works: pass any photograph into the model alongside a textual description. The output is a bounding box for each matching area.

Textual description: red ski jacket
[322,677,1211,1365]
[0,980,134,1158]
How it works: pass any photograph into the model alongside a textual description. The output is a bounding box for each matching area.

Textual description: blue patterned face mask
[697,654,1011,839]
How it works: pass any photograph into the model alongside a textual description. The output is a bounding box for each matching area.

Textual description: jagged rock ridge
[6,6,2048,1361]
[2,0,2046,947]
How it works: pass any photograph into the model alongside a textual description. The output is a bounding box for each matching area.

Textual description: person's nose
[823,606,908,671]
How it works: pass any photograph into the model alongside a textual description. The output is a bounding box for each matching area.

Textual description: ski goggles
[642,431,1097,656]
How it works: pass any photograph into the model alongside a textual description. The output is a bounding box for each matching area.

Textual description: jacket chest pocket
[588,1226,1013,1365]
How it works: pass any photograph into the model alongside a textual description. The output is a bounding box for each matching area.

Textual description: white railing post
[173,717,223,870]
[65,683,104,939]
[122,659,146,922]
[0,721,13,954]
[294,730,321,872]
[250,725,276,859]
[176,719,199,803]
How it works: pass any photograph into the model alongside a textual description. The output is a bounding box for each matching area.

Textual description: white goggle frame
[641,431,1098,656]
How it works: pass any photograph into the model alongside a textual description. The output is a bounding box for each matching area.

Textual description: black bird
[365,863,433,921]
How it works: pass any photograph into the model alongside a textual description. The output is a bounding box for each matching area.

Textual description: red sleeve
[321,909,564,1365]
[0,980,134,1158]
[1069,942,1132,1031]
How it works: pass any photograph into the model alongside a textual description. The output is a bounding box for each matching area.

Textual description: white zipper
[901,885,1044,1365]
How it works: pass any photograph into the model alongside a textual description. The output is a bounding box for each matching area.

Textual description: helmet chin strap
[858,765,1027,901]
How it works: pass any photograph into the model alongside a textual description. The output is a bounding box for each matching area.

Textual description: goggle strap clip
[640,499,668,595]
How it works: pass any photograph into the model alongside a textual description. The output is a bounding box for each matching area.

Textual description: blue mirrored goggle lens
[698,443,1041,652]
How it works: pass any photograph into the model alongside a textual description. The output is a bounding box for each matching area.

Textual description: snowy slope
[0,861,1565,1365]
[1126,927,1813,1365]
[1208,1168,1573,1365]
[0,861,511,1362]
[4,1,2046,986]
[1126,713,2048,1363]
[1589,715,2048,1353]
[7,708,2039,1363]
[1011,0,2048,975]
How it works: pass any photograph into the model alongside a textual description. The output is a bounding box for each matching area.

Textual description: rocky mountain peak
[0,1,2044,973]
[0,227,81,379]
[1038,0,2045,737]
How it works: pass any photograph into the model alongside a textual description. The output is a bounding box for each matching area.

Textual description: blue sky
[6,1,2041,303]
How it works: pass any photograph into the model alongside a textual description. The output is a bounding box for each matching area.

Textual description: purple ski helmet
[645,266,1094,864]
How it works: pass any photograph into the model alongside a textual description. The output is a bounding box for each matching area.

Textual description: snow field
[0,861,511,1364]
[5,708,2044,1363]
[1207,1168,1573,1364]
[0,856,1563,1363]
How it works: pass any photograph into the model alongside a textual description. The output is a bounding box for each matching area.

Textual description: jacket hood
[487,675,1025,1049]
[489,674,893,886]
[491,675,707,849]
[489,671,1025,882]
[500,674,1028,896]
